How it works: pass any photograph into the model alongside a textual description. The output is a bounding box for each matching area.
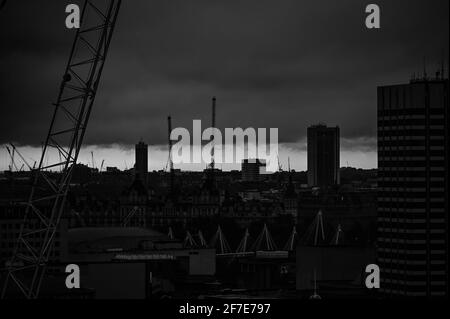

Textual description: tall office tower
[377,75,448,297]
[135,140,148,184]
[307,124,340,187]
[241,159,266,182]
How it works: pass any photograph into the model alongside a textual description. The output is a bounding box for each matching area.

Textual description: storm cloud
[0,0,448,149]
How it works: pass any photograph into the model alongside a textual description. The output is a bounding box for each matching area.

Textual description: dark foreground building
[377,76,448,297]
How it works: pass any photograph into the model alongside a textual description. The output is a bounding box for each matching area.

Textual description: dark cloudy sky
[0,0,448,170]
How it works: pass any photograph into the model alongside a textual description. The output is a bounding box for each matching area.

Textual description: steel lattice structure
[1,0,121,299]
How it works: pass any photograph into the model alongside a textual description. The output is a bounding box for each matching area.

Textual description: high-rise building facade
[307,124,340,187]
[377,77,448,297]
[135,141,148,183]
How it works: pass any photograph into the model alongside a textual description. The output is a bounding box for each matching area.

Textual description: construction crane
[1,0,122,299]
[6,143,31,172]
[277,155,282,172]
[167,116,174,192]
[5,145,18,172]
[210,97,216,171]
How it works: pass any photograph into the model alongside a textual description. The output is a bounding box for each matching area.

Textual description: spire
[198,230,207,247]
[183,230,197,248]
[236,228,251,253]
[283,226,298,251]
[252,223,277,251]
[210,225,231,254]
[300,210,326,246]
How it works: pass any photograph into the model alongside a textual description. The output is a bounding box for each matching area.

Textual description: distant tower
[307,124,340,187]
[135,140,148,184]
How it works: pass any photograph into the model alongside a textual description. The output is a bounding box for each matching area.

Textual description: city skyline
[0,0,448,301]
[0,135,377,173]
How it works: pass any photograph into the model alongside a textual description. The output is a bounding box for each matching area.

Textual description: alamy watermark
[170,120,279,172]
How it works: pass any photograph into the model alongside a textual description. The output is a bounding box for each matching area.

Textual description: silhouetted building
[242,159,266,182]
[307,124,340,187]
[64,227,215,299]
[377,77,449,297]
[135,141,148,184]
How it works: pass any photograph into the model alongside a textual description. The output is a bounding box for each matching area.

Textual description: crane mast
[1,0,122,299]
[167,115,174,192]
[211,97,216,170]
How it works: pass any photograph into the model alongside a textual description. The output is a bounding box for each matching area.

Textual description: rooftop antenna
[423,56,428,80]
[331,224,344,246]
[288,157,291,172]
[309,269,322,299]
